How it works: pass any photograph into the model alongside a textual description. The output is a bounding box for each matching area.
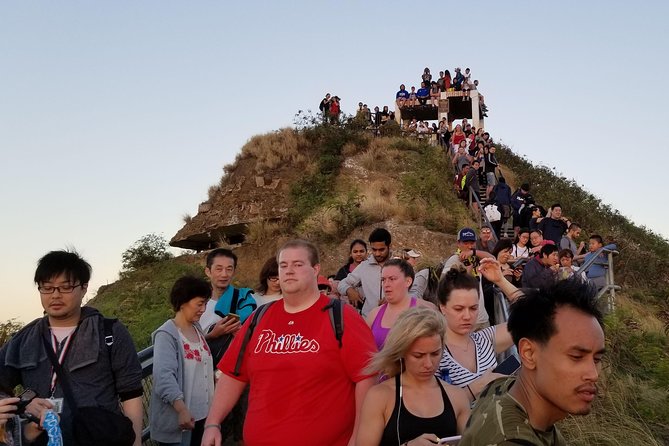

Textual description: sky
[1,1,668,324]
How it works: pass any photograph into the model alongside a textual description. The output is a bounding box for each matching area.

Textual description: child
[583,235,617,290]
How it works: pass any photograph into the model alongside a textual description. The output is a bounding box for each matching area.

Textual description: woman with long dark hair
[437,260,518,402]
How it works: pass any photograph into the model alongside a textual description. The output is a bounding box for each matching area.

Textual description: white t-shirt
[199,299,221,333]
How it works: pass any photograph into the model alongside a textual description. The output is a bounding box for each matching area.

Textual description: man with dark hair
[202,248,256,444]
[461,279,605,445]
[463,159,481,211]
[318,93,331,121]
[201,249,244,340]
[511,183,533,235]
[522,244,559,288]
[338,227,392,317]
[0,250,144,446]
[560,222,586,263]
[416,81,430,105]
[202,240,377,446]
[538,203,571,246]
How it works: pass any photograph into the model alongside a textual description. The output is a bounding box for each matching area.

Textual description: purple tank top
[371,298,418,349]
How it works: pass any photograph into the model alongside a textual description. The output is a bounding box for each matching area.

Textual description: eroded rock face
[170,157,295,250]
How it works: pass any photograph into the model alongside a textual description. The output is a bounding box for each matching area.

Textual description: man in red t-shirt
[201,240,378,446]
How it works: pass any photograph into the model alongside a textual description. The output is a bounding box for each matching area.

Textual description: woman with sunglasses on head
[357,307,470,446]
[437,260,520,402]
[253,257,282,306]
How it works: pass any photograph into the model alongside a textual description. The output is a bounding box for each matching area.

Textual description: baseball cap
[458,228,477,242]
[317,275,331,291]
[405,249,422,258]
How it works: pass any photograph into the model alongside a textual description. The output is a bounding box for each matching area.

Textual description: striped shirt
[437,326,497,387]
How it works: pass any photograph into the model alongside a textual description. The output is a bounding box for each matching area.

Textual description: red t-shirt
[218,294,377,446]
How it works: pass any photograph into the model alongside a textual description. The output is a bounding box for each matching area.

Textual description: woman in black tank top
[356,308,470,446]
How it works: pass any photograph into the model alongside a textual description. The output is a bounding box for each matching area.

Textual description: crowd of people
[0,221,611,446]
[0,72,614,446]
[396,67,483,110]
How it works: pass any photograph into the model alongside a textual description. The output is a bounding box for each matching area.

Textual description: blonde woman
[357,307,470,446]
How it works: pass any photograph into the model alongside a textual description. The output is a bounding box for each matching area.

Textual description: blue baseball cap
[458,228,477,242]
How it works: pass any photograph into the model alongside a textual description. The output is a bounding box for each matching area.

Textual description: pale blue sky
[2,1,668,323]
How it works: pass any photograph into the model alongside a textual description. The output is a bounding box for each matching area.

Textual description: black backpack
[232,298,344,376]
[207,288,254,367]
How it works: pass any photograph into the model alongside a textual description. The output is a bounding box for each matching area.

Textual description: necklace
[447,336,471,353]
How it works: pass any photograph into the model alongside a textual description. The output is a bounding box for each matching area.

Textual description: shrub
[121,234,173,274]
[0,319,23,348]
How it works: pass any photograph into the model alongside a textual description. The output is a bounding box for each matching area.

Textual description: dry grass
[299,207,343,240]
[245,220,284,246]
[359,180,400,222]
[240,128,311,174]
[560,374,665,446]
[358,138,405,173]
[181,213,192,224]
[558,295,669,444]
[207,185,220,201]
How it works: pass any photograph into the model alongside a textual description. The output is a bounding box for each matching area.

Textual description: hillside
[92,119,669,444]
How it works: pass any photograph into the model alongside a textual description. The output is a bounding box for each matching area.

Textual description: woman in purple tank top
[367,259,436,349]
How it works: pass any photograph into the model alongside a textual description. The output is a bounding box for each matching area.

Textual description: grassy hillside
[87,256,204,349]
[91,121,669,443]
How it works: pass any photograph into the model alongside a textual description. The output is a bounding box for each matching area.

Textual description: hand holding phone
[439,435,461,445]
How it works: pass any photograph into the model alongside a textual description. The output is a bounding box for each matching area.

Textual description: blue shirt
[584,244,617,278]
[396,89,409,99]
[416,87,430,98]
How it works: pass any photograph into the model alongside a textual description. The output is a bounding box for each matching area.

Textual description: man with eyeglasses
[0,250,144,446]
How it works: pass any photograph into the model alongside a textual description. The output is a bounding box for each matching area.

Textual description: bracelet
[204,424,221,430]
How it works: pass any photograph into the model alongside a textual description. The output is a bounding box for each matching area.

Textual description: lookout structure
[396,89,485,128]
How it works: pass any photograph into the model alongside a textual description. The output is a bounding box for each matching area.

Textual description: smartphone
[512,258,527,269]
[439,435,461,445]
[16,388,37,415]
[214,310,240,321]
[493,355,521,375]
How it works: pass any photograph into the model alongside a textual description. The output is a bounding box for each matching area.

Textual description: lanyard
[49,332,74,397]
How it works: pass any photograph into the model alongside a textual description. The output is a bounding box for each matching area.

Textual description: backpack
[208,288,256,366]
[232,298,344,376]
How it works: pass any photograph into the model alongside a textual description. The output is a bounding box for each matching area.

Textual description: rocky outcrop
[170,157,292,250]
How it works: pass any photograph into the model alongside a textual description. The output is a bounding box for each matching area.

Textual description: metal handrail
[492,287,519,364]
[467,186,499,244]
[137,345,155,443]
[576,246,621,311]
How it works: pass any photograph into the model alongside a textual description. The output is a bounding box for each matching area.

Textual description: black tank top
[379,374,458,445]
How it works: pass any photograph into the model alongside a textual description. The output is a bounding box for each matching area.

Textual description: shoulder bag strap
[41,331,78,412]
[232,301,274,376]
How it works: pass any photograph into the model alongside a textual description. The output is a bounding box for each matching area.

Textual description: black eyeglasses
[38,284,83,294]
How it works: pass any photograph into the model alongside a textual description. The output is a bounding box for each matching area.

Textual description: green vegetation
[289,113,370,226]
[82,123,669,444]
[88,256,203,349]
[121,233,174,276]
[560,297,669,445]
[496,145,669,291]
[398,139,470,234]
[0,319,23,348]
